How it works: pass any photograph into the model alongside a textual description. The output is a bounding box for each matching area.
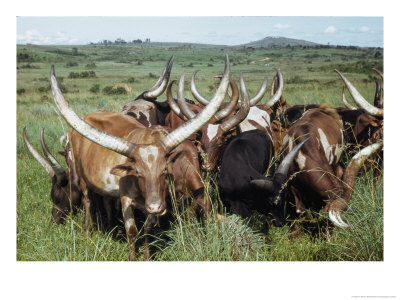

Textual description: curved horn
[249,73,268,106]
[40,128,67,185]
[250,178,275,192]
[22,126,55,178]
[143,56,174,98]
[161,54,230,152]
[177,73,197,119]
[335,70,383,117]
[372,68,384,81]
[167,80,187,120]
[342,87,357,110]
[263,69,284,109]
[50,65,137,158]
[191,70,210,106]
[275,137,310,177]
[270,74,277,97]
[220,72,250,132]
[373,79,383,108]
[213,79,239,121]
[329,141,383,228]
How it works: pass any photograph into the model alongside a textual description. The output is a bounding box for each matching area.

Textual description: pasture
[16,43,383,261]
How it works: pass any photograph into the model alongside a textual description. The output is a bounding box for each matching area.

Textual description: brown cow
[278,107,382,228]
[50,55,231,260]
[22,127,82,224]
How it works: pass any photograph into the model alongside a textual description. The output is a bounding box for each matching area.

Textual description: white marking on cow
[139,145,159,169]
[125,219,135,230]
[206,124,220,142]
[318,128,334,164]
[103,172,119,193]
[239,107,271,133]
[296,150,306,170]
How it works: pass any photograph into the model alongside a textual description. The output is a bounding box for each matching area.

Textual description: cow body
[281,108,345,214]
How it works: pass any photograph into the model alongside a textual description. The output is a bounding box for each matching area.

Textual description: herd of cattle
[22,55,383,260]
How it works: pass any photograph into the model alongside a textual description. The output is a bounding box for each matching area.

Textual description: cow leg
[143,215,156,261]
[103,197,114,231]
[121,196,138,261]
[79,181,92,233]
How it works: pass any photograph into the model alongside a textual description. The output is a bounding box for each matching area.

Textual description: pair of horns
[336,69,383,117]
[50,55,231,156]
[168,72,250,133]
[23,127,67,185]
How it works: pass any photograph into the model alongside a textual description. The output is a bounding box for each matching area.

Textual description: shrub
[17,88,26,95]
[90,84,100,93]
[85,62,97,69]
[38,86,50,93]
[126,77,135,83]
[66,61,78,67]
[68,71,96,79]
[137,60,143,66]
[102,86,127,95]
[207,64,214,67]
[148,73,157,79]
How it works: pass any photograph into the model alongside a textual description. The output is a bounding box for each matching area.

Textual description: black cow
[218,129,307,227]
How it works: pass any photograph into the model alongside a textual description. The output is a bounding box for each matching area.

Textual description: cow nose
[146,202,165,215]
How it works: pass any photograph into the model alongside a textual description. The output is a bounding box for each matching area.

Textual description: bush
[148,73,157,79]
[207,63,214,67]
[85,62,97,69]
[102,86,127,95]
[17,88,26,95]
[89,84,100,93]
[137,60,143,66]
[126,77,135,83]
[37,86,50,93]
[68,71,96,79]
[66,61,78,67]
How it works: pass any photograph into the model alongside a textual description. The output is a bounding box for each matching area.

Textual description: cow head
[50,55,231,215]
[22,127,82,224]
[249,138,310,226]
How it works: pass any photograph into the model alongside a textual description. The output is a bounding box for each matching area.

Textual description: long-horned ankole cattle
[50,55,231,260]
[279,69,383,150]
[121,56,196,127]
[167,69,286,171]
[279,107,382,228]
[335,69,383,148]
[166,72,251,171]
[218,128,309,227]
[22,127,82,224]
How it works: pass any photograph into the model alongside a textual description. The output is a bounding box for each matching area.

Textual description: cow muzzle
[146,201,166,216]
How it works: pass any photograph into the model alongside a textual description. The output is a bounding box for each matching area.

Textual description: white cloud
[360,26,371,33]
[274,23,291,29]
[17,29,79,45]
[324,26,337,34]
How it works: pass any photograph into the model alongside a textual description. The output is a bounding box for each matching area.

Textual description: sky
[16,16,383,47]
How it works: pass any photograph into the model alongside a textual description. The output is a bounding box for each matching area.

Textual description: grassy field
[16,43,383,261]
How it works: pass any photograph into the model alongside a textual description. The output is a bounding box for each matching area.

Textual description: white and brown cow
[50,55,231,260]
[279,106,382,228]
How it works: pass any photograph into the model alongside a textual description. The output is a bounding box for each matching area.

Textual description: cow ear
[110,163,133,176]
[58,151,66,156]
[250,178,275,192]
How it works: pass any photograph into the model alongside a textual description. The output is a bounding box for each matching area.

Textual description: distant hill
[239,36,320,48]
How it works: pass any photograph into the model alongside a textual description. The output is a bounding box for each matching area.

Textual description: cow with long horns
[218,128,309,227]
[166,69,287,171]
[279,106,382,228]
[50,55,231,260]
[22,128,82,224]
